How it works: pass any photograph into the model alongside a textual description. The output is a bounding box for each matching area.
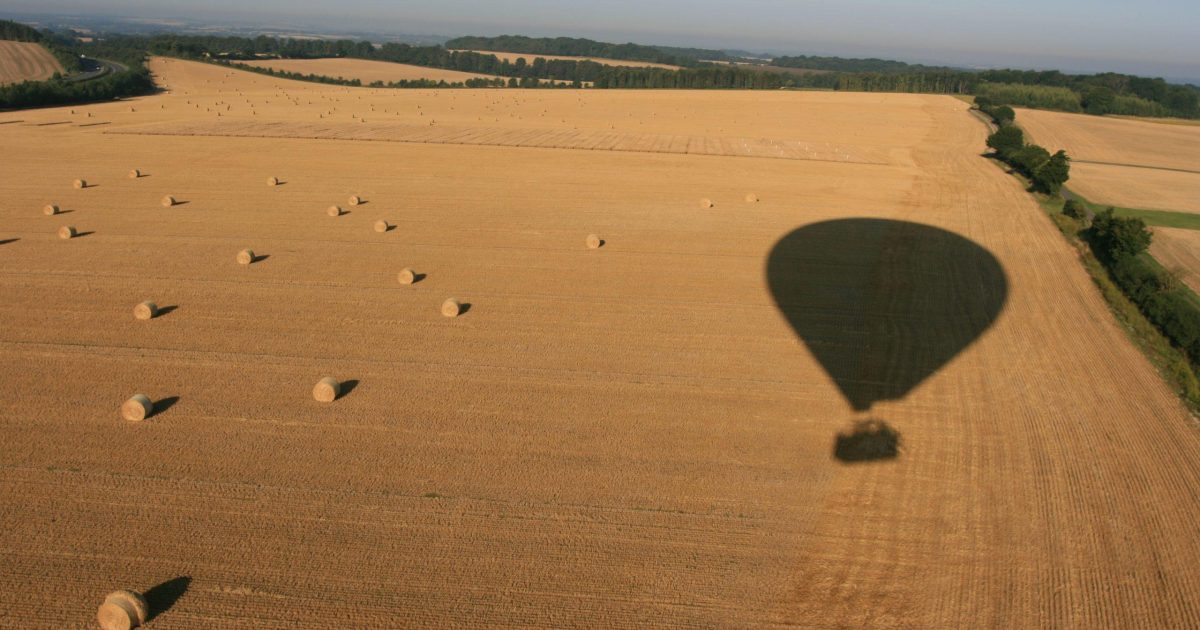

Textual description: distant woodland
[2,27,1198,119]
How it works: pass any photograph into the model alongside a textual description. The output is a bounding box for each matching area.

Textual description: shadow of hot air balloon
[766,219,1008,462]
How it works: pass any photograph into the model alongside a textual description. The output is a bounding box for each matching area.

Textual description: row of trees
[230,62,511,89]
[442,35,717,67]
[0,64,154,109]
[772,55,954,74]
[1088,210,1200,367]
[985,123,1070,194]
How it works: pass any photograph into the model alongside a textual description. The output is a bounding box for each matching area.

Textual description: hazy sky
[9,0,1200,81]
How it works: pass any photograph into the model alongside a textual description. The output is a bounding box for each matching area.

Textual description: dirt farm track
[1,58,1199,627]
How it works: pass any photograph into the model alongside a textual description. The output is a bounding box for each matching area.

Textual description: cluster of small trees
[985,121,1070,194]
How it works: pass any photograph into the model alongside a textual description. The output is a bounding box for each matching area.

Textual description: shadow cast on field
[55,209,75,215]
[0,238,18,245]
[457,302,472,315]
[144,576,190,621]
[156,305,178,317]
[338,379,359,400]
[73,230,95,238]
[766,218,1008,414]
[170,200,190,207]
[834,420,901,463]
[251,254,269,264]
[410,273,426,284]
[151,396,180,418]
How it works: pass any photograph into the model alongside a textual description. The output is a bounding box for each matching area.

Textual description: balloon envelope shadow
[767,219,1007,412]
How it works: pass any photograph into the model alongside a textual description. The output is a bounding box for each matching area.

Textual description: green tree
[986,125,1023,157]
[1032,150,1070,194]
[1082,86,1116,115]
[1091,209,1152,260]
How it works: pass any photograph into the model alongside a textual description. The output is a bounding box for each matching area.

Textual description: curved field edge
[0,40,64,85]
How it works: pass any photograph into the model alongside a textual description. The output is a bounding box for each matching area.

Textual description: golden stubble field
[455,49,682,70]
[1,58,1199,627]
[0,40,64,85]
[1150,227,1200,294]
[1016,107,1200,213]
[240,57,502,84]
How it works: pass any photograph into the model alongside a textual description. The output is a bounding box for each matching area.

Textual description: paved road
[62,57,128,83]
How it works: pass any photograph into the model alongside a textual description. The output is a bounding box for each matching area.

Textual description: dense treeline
[443,35,714,67]
[976,69,1198,117]
[772,55,955,73]
[0,65,154,109]
[0,18,43,41]
[1087,210,1200,367]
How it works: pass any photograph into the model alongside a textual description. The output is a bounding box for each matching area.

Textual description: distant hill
[770,55,958,73]
[443,35,725,67]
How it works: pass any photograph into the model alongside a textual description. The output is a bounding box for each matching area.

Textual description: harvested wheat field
[1150,227,1200,294]
[456,49,682,70]
[240,57,501,84]
[0,40,64,85]
[1,57,1199,627]
[1017,107,1200,212]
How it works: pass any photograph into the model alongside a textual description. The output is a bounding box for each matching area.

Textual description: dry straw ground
[0,40,63,85]
[1016,107,1200,213]
[240,57,501,84]
[456,49,682,70]
[1,57,1199,627]
[1150,227,1200,294]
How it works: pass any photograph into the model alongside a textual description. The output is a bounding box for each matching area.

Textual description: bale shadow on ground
[251,254,269,264]
[0,238,18,245]
[156,305,179,317]
[151,396,180,418]
[144,576,190,621]
[338,379,359,399]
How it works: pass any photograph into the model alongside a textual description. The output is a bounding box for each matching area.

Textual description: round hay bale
[397,268,416,285]
[161,195,176,207]
[586,234,602,249]
[745,193,759,203]
[327,205,342,217]
[441,298,462,318]
[374,220,390,233]
[313,377,340,403]
[266,176,278,187]
[58,226,76,240]
[129,169,141,179]
[120,394,153,421]
[133,301,158,320]
[699,198,714,208]
[98,590,148,630]
[236,249,254,265]
[348,195,362,206]
[43,204,60,216]
[73,179,86,189]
